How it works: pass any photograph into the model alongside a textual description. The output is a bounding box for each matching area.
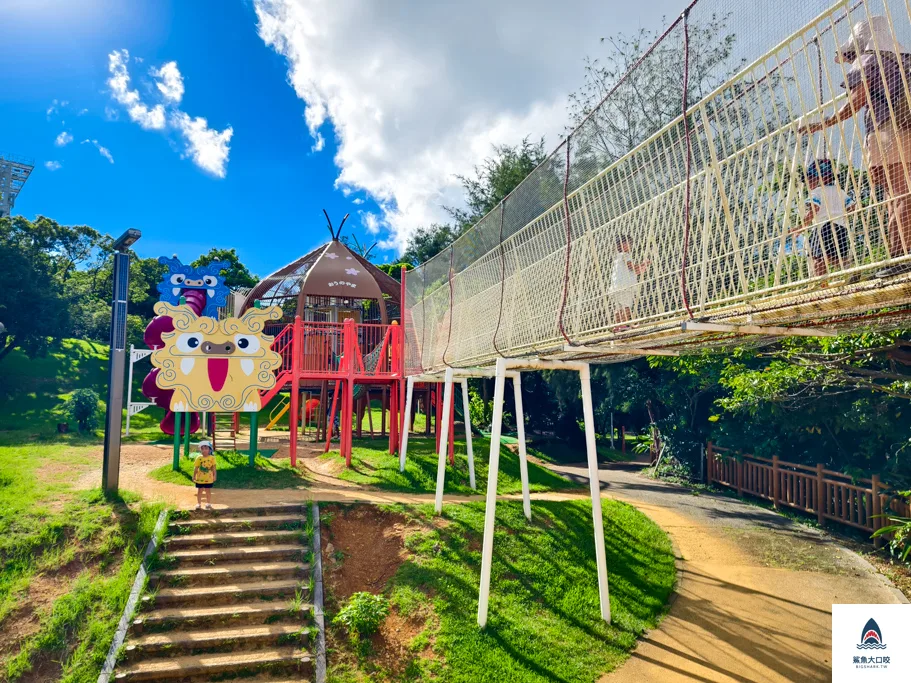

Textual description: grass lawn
[325,499,676,682]
[148,449,310,489]
[0,433,165,682]
[323,436,578,495]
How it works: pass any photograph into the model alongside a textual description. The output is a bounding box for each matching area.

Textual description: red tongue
[207,358,229,392]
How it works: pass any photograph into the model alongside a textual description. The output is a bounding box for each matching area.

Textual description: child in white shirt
[610,234,650,327]
[796,159,855,279]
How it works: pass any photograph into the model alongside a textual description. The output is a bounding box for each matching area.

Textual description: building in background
[0,153,34,218]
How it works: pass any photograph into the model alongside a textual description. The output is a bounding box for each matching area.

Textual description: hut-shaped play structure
[242,216,406,466]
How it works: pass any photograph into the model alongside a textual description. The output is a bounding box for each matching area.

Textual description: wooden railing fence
[707,443,910,546]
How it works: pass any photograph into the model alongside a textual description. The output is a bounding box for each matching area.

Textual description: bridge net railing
[405,0,911,374]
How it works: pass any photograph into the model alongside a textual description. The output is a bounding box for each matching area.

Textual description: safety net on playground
[404,0,911,374]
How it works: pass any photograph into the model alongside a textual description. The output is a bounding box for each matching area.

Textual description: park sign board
[150,302,282,412]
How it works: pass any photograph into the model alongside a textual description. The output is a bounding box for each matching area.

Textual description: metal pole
[460,379,475,490]
[249,410,259,467]
[434,368,455,513]
[183,411,191,458]
[399,376,414,472]
[172,413,181,471]
[102,250,131,496]
[580,363,611,623]
[477,358,507,628]
[512,373,531,521]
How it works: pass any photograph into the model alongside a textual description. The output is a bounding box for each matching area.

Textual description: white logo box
[832,604,911,682]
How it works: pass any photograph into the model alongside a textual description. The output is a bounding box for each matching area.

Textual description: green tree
[191,248,258,289]
[401,224,457,265]
[0,216,86,361]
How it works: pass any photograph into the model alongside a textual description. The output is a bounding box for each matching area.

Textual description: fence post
[772,456,780,510]
[706,442,713,484]
[737,458,744,496]
[621,426,626,456]
[872,474,882,549]
[816,463,825,527]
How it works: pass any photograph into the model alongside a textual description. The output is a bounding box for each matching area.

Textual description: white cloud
[352,197,364,205]
[78,108,89,116]
[46,98,68,119]
[171,113,234,178]
[105,49,231,177]
[55,131,73,147]
[254,0,681,253]
[107,49,167,130]
[82,139,115,164]
[151,61,185,103]
[45,160,62,171]
[360,210,381,235]
[104,106,120,121]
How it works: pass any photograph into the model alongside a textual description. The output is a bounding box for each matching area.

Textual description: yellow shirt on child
[193,455,217,484]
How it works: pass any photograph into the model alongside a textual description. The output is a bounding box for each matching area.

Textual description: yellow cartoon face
[151,303,282,412]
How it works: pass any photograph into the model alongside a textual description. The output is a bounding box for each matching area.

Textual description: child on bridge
[796,159,856,282]
[610,234,650,329]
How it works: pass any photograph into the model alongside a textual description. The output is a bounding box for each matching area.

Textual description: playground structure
[239,221,409,466]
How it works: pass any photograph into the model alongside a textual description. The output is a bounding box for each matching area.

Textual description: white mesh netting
[405,0,911,373]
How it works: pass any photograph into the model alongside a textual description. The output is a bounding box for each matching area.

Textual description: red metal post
[324,380,340,453]
[289,316,302,467]
[435,386,442,451]
[399,266,407,448]
[343,319,356,466]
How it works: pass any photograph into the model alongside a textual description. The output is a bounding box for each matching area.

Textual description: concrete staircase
[115,504,314,682]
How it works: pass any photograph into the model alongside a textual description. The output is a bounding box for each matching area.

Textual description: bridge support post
[289,316,302,468]
[434,368,455,514]
[399,377,415,472]
[460,379,475,490]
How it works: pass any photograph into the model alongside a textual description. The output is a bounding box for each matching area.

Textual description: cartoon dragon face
[151,302,282,412]
[156,256,230,318]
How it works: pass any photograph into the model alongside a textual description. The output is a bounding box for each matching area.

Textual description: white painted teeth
[207,289,215,298]
[240,359,254,376]
[173,401,186,411]
[172,288,181,296]
[180,358,195,375]
[243,401,258,411]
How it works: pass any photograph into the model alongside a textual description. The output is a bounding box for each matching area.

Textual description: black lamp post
[102,228,141,496]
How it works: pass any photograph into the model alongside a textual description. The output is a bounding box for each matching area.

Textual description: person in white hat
[800,15,911,277]
[192,440,217,510]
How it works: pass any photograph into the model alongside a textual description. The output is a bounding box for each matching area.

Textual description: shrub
[333,592,389,643]
[65,388,102,431]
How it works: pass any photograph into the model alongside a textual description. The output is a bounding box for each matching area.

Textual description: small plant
[64,388,102,431]
[333,592,389,643]
[873,511,911,563]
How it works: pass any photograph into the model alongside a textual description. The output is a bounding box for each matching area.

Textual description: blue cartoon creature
[156,256,230,319]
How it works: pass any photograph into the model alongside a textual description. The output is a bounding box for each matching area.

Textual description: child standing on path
[796,159,855,281]
[193,440,217,510]
[610,234,651,329]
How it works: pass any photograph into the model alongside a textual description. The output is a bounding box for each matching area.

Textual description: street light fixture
[102,228,141,496]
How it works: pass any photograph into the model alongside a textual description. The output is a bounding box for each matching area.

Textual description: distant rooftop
[0,153,34,218]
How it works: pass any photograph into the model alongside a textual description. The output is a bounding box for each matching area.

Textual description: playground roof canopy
[242,239,400,320]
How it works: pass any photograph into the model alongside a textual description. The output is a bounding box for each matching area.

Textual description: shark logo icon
[857,618,887,650]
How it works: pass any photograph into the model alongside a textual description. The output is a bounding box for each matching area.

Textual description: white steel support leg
[580,363,611,623]
[477,358,507,628]
[512,373,531,521]
[399,376,415,472]
[434,369,455,513]
[461,379,476,490]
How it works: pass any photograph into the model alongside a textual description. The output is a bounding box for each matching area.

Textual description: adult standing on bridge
[800,15,911,278]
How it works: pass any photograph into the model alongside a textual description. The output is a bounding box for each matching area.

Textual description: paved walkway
[549,464,907,683]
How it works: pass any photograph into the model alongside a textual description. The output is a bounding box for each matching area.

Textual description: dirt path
[549,464,908,683]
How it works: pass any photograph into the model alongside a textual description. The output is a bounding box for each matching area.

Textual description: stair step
[149,579,304,606]
[164,529,303,549]
[125,624,308,659]
[151,561,309,587]
[169,514,303,532]
[114,647,310,682]
[162,543,308,566]
[176,503,306,519]
[134,599,312,631]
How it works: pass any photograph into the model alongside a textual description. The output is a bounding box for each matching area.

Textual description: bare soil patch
[321,505,413,600]
[0,573,75,670]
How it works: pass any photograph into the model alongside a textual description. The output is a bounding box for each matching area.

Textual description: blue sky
[0,0,690,277]
[0,0,384,275]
